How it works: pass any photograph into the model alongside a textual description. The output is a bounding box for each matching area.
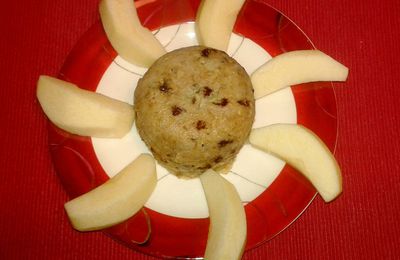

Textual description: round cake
[134,46,255,178]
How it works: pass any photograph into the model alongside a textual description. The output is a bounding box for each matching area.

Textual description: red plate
[48,0,337,258]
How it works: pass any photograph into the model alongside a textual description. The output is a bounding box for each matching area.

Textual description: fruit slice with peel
[249,124,342,202]
[64,154,157,231]
[200,169,247,260]
[196,0,245,51]
[251,50,349,99]
[36,76,135,138]
[99,0,166,67]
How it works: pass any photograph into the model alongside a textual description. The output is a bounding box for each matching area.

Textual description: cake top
[134,46,255,178]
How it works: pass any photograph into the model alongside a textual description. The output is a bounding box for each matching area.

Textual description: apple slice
[200,169,247,260]
[249,124,342,202]
[99,0,166,67]
[251,50,349,99]
[64,154,157,231]
[36,76,134,138]
[196,0,245,51]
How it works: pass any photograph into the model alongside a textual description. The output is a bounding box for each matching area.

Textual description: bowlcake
[134,46,255,178]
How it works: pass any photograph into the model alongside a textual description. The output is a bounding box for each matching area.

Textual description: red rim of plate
[48,0,338,258]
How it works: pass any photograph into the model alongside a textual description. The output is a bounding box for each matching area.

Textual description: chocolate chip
[192,97,196,104]
[203,86,213,97]
[198,164,212,170]
[201,48,212,57]
[196,120,206,130]
[159,81,171,93]
[213,98,229,107]
[237,99,250,107]
[218,139,233,148]
[214,156,223,163]
[172,105,184,116]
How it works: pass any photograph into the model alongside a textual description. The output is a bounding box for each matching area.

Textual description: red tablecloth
[1,0,399,259]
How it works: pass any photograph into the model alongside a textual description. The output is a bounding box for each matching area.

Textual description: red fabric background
[1,0,399,259]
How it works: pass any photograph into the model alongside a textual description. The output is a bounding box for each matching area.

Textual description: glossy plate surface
[49,0,337,258]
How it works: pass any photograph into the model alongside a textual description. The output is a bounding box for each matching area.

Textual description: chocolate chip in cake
[196,120,207,130]
[201,48,215,57]
[213,98,229,107]
[218,139,233,148]
[203,86,213,97]
[198,164,212,170]
[159,81,171,93]
[237,99,250,107]
[172,105,184,116]
[214,156,223,163]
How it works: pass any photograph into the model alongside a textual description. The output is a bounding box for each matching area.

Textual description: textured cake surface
[134,46,255,178]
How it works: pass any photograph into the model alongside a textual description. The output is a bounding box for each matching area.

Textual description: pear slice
[251,50,349,99]
[64,154,157,231]
[200,169,247,260]
[37,76,134,138]
[196,0,245,51]
[99,0,166,67]
[249,124,342,202]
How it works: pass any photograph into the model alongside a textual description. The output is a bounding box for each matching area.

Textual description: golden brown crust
[134,46,255,178]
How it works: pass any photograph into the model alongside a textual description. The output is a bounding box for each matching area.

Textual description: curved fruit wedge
[251,50,349,99]
[200,169,247,260]
[99,0,166,67]
[249,124,342,202]
[64,154,157,231]
[37,76,134,138]
[196,0,245,51]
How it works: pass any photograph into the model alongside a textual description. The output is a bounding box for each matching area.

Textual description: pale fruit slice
[64,154,157,231]
[251,50,349,99]
[37,76,134,138]
[99,0,166,67]
[196,0,245,51]
[249,124,342,202]
[200,169,247,260]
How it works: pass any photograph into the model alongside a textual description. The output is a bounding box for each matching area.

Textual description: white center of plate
[92,22,296,219]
